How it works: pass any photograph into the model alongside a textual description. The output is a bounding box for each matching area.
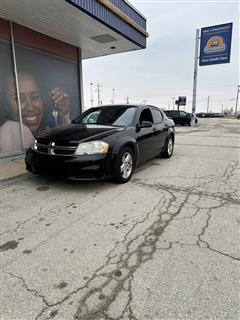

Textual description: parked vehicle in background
[164,110,197,126]
[196,112,224,118]
[196,112,208,118]
[26,104,175,183]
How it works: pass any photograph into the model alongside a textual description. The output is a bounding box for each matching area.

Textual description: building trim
[98,0,149,37]
[123,0,147,20]
[65,0,146,49]
[77,47,84,113]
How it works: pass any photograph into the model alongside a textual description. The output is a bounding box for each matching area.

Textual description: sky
[82,0,239,113]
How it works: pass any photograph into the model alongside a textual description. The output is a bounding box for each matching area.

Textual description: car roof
[88,104,164,110]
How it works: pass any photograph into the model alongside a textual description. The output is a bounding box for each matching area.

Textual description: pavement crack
[71,190,191,320]
[5,271,49,306]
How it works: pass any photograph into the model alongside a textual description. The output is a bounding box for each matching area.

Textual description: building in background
[0,0,147,157]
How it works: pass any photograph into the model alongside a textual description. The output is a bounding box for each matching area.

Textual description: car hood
[36,124,123,144]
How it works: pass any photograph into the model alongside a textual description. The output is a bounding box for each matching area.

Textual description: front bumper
[25,149,115,180]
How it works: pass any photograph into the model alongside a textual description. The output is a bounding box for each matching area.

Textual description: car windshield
[72,106,137,126]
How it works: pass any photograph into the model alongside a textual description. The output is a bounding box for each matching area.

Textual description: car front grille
[35,141,77,156]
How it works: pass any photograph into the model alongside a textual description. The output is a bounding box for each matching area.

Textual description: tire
[115,147,134,183]
[161,136,174,158]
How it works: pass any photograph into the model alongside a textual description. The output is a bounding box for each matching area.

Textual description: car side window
[82,110,101,123]
[172,111,179,117]
[139,108,154,124]
[151,108,163,124]
[180,111,187,117]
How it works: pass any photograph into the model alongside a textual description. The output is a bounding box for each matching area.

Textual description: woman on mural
[0,70,71,155]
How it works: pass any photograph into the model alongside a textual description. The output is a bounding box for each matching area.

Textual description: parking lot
[1,118,240,320]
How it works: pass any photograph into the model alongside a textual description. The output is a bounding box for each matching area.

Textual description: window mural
[0,20,80,157]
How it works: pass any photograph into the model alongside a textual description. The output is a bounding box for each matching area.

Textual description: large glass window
[0,19,81,157]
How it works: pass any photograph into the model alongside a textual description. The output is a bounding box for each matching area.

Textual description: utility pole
[235,85,240,116]
[97,83,100,106]
[126,97,130,104]
[207,96,210,113]
[112,88,115,104]
[90,82,94,106]
[95,83,102,105]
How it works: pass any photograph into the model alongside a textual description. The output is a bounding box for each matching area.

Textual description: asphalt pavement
[1,118,240,320]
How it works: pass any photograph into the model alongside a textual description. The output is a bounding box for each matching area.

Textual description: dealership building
[0,0,147,158]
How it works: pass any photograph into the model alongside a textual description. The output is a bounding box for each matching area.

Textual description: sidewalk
[0,156,27,181]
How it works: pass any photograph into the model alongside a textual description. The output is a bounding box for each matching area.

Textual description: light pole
[126,97,130,104]
[172,97,175,110]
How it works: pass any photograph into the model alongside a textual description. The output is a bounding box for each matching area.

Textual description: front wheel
[161,136,174,158]
[115,147,134,183]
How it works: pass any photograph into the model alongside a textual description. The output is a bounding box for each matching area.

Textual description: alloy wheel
[120,152,133,179]
[167,138,173,156]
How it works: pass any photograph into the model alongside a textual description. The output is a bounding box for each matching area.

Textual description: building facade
[0,0,147,157]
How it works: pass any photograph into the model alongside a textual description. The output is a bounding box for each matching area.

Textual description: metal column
[10,21,25,150]
[191,29,200,127]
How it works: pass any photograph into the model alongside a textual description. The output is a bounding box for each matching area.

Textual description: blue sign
[199,23,233,66]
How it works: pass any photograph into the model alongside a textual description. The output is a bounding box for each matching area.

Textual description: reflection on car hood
[36,124,123,144]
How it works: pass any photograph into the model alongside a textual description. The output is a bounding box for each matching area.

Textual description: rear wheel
[115,147,134,183]
[161,136,174,158]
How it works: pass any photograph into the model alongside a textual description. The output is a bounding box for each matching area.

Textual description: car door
[135,107,156,163]
[150,107,167,155]
[172,110,181,124]
[179,111,189,124]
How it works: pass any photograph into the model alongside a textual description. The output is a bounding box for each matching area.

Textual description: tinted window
[151,108,163,124]
[171,111,179,117]
[139,108,153,124]
[180,111,188,117]
[74,106,137,126]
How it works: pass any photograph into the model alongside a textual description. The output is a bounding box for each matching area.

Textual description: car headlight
[75,141,109,155]
[31,139,37,150]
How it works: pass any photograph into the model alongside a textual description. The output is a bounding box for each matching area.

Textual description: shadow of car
[26,104,175,183]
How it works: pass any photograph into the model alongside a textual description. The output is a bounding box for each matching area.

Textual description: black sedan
[25,104,175,183]
[164,110,198,126]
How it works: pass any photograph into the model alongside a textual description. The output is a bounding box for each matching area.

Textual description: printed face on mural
[7,73,44,135]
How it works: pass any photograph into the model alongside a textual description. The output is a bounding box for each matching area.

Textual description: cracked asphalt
[1,118,240,320]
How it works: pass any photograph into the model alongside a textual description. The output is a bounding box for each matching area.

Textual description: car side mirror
[137,121,153,129]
